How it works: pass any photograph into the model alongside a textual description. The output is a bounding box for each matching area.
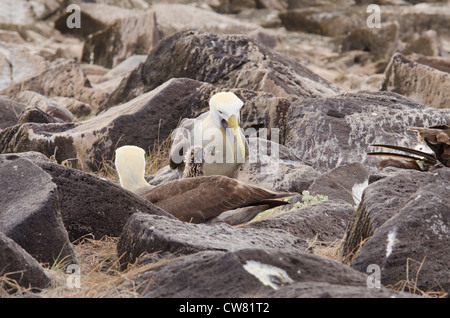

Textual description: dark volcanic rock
[123,247,417,298]
[279,7,366,36]
[237,137,320,192]
[0,96,26,130]
[117,213,308,268]
[249,200,355,243]
[14,91,76,123]
[0,232,51,293]
[381,53,450,109]
[307,163,369,206]
[0,60,108,110]
[104,29,341,109]
[266,281,418,298]
[0,156,76,265]
[125,248,373,298]
[343,168,450,293]
[17,107,65,125]
[0,122,77,166]
[285,91,450,173]
[341,21,399,62]
[81,10,160,68]
[280,5,450,38]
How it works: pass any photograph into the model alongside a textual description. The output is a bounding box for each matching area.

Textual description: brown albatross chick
[114,145,292,224]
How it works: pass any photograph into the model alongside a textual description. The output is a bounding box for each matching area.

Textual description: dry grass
[145,134,172,176]
[307,235,345,263]
[385,256,448,298]
[38,236,164,298]
[1,236,174,298]
[94,134,173,185]
[44,237,131,297]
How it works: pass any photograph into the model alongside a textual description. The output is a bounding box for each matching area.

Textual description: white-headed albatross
[169,92,248,178]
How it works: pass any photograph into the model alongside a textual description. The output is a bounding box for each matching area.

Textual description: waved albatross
[115,145,291,224]
[169,92,248,178]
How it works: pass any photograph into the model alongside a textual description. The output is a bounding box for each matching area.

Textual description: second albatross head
[207,92,246,162]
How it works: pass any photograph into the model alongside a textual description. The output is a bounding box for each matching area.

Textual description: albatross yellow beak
[225,114,246,161]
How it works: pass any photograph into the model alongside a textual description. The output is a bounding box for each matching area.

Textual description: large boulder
[265,281,418,298]
[285,91,450,173]
[81,10,160,68]
[381,53,450,109]
[279,4,450,38]
[342,168,450,293]
[341,21,399,62]
[0,96,26,130]
[119,247,415,298]
[307,163,369,206]
[117,213,308,268]
[0,59,109,110]
[104,29,342,109]
[279,7,366,36]
[0,155,76,266]
[151,3,261,36]
[237,137,320,192]
[0,42,49,90]
[0,231,50,293]
[14,91,76,123]
[0,121,77,165]
[54,2,138,39]
[248,199,356,243]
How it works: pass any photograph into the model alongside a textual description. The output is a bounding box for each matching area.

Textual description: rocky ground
[0,0,449,298]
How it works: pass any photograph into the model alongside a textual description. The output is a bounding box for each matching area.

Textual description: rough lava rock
[0,59,109,110]
[0,155,76,266]
[120,247,415,298]
[381,53,450,109]
[0,96,26,130]
[117,213,309,269]
[307,162,369,206]
[249,199,355,243]
[0,231,51,293]
[104,29,342,109]
[81,10,160,69]
[343,168,450,293]
[285,91,450,173]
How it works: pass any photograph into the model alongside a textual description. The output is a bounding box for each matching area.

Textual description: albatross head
[115,145,149,193]
[208,92,246,161]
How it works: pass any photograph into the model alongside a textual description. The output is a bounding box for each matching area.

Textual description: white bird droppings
[352,179,369,205]
[386,227,398,258]
[243,260,294,290]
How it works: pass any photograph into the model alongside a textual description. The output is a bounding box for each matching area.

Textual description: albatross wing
[136,175,292,223]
